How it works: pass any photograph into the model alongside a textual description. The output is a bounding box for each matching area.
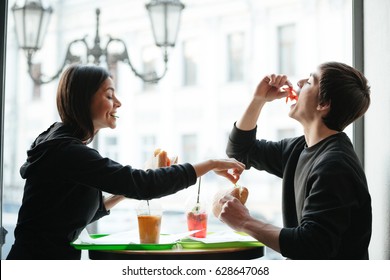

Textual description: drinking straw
[196,177,201,204]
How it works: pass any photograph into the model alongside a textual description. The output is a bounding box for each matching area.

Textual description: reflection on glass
[3,0,353,260]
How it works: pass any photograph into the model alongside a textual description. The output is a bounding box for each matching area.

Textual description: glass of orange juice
[136,200,162,244]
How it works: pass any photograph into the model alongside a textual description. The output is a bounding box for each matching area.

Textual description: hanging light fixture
[146,0,185,48]
[12,0,185,84]
[12,0,52,53]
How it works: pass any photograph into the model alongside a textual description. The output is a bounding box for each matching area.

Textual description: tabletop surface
[88,245,265,260]
[74,231,265,260]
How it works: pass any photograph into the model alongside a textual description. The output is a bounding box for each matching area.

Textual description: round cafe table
[88,245,264,260]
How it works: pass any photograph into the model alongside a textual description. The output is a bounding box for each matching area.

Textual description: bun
[157,150,169,167]
[144,148,178,169]
[212,185,249,218]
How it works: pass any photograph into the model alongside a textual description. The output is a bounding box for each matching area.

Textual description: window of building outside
[142,46,158,91]
[31,63,42,100]
[227,32,245,82]
[182,39,198,86]
[107,56,119,90]
[276,128,297,140]
[2,0,355,260]
[181,134,198,163]
[104,136,119,160]
[141,135,156,165]
[278,24,296,76]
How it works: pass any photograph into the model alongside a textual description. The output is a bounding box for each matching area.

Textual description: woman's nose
[297,79,304,88]
[115,97,122,107]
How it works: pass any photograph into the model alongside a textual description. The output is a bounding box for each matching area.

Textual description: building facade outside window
[227,32,245,82]
[31,63,42,100]
[181,134,197,163]
[142,46,158,91]
[278,24,296,76]
[182,39,198,86]
[2,0,362,260]
[141,135,156,165]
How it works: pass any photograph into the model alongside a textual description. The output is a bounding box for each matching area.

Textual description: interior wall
[0,0,8,260]
[364,0,390,260]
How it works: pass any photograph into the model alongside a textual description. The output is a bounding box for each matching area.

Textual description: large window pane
[227,32,245,82]
[2,0,354,260]
[278,24,296,76]
[182,39,198,86]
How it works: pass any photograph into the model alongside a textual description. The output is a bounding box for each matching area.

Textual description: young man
[217,62,371,259]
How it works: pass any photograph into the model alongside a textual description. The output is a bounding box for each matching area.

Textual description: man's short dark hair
[319,62,370,131]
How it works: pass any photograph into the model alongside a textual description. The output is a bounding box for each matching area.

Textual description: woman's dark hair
[318,62,371,131]
[56,64,111,142]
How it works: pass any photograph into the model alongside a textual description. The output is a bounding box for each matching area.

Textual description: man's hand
[218,194,251,231]
[254,74,293,102]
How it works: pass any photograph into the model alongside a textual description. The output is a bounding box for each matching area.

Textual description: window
[276,128,296,139]
[278,24,296,75]
[181,134,197,163]
[141,135,156,164]
[104,136,118,159]
[107,55,119,89]
[182,40,198,86]
[31,63,42,100]
[5,0,372,262]
[141,46,158,91]
[227,32,245,82]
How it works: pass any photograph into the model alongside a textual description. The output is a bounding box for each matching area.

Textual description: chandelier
[11,0,185,84]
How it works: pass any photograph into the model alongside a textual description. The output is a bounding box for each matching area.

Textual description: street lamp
[12,0,185,84]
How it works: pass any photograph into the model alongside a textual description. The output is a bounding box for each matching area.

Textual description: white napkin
[187,230,257,244]
[75,229,200,245]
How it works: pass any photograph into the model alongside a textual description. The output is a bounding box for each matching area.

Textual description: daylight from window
[2,0,353,259]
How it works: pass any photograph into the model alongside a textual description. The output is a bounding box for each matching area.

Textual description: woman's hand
[192,158,245,184]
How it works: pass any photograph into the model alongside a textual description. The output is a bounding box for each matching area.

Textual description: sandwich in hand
[144,148,178,169]
[212,184,249,218]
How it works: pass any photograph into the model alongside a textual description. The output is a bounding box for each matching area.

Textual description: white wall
[364,0,390,260]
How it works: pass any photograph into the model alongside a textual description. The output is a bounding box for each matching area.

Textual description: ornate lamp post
[12,0,185,84]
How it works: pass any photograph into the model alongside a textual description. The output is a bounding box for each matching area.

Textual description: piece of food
[157,150,169,167]
[144,148,178,169]
[212,184,249,218]
[285,86,298,103]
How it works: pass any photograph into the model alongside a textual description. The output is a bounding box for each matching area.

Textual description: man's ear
[317,101,330,112]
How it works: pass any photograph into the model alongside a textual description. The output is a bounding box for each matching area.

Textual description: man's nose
[297,79,304,88]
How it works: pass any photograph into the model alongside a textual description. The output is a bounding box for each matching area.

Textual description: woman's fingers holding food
[214,170,240,184]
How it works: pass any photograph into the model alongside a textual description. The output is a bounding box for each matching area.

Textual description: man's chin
[288,111,300,123]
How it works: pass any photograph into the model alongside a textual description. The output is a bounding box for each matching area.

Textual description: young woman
[7,64,245,259]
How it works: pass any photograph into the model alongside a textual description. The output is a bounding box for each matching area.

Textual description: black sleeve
[59,142,198,200]
[226,123,285,178]
[90,192,110,223]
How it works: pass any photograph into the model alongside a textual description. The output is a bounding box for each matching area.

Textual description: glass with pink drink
[186,202,208,238]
